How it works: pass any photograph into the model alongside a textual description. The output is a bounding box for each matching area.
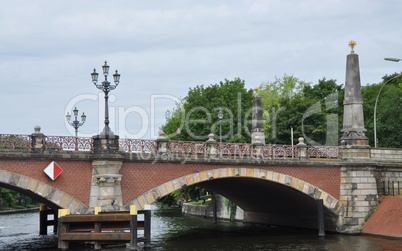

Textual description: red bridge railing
[0,134,341,159]
[0,134,32,150]
[306,145,340,159]
[119,139,157,153]
[44,136,94,152]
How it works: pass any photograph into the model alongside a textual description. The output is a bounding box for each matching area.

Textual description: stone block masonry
[339,166,378,232]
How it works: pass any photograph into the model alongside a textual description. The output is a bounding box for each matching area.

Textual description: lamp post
[91,61,120,136]
[384,58,401,62]
[218,108,223,144]
[177,128,181,141]
[373,72,402,148]
[66,107,86,151]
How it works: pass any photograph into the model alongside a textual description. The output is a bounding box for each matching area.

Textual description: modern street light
[373,72,402,148]
[218,108,223,144]
[177,128,181,141]
[91,61,120,136]
[66,107,86,151]
[384,57,401,62]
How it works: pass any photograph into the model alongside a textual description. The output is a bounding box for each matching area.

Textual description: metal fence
[0,133,341,159]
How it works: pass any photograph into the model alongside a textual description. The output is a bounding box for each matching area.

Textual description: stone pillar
[251,97,265,157]
[339,166,378,233]
[89,129,123,212]
[89,160,123,212]
[93,134,120,155]
[31,126,45,151]
[296,137,307,160]
[340,53,370,158]
[156,130,169,159]
[206,133,218,158]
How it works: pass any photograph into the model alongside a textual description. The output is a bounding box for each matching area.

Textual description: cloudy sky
[1,0,401,139]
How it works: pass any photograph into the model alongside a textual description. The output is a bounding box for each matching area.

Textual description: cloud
[0,0,401,137]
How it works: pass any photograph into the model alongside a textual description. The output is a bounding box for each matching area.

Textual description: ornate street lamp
[218,108,223,144]
[66,107,86,151]
[176,128,181,141]
[91,61,120,136]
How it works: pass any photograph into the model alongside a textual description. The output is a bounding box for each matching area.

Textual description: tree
[362,73,402,148]
[0,188,20,207]
[161,78,254,142]
[159,78,253,207]
[258,74,311,142]
[258,75,343,145]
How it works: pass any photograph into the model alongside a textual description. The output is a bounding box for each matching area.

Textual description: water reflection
[0,207,401,250]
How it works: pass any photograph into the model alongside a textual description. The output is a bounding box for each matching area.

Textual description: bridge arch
[125,167,344,230]
[0,170,88,214]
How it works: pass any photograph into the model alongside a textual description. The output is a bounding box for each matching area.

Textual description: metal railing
[0,134,32,150]
[119,139,157,154]
[44,136,93,151]
[306,146,340,159]
[0,133,341,159]
[381,181,401,196]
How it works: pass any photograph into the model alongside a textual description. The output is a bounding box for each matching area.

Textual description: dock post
[94,206,102,250]
[39,205,48,235]
[57,209,70,250]
[316,199,325,237]
[130,205,138,250]
[144,205,152,248]
[53,209,58,233]
[212,194,217,224]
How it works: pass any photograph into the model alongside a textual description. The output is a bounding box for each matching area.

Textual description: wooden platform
[58,209,151,250]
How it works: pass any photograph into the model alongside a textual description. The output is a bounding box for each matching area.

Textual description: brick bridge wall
[120,162,340,205]
[0,158,340,207]
[0,159,92,205]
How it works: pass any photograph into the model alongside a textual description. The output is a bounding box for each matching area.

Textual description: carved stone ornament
[93,174,122,185]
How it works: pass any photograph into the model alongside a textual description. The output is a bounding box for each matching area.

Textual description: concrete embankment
[362,197,402,238]
[182,195,244,221]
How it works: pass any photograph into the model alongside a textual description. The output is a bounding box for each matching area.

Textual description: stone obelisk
[340,41,370,158]
[251,89,265,156]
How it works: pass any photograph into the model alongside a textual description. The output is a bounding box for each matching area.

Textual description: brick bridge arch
[0,170,88,214]
[125,167,344,230]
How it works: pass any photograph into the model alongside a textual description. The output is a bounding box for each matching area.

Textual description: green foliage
[0,188,21,206]
[259,76,343,145]
[224,198,237,222]
[0,188,36,208]
[362,73,402,148]
[156,186,206,208]
[161,78,254,142]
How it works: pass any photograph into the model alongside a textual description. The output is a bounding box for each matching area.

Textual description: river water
[0,207,401,251]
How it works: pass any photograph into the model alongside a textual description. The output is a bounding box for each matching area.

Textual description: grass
[187,195,212,206]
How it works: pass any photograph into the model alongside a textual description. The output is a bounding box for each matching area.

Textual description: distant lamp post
[66,107,86,151]
[218,108,223,144]
[177,128,181,141]
[374,62,402,147]
[384,58,401,62]
[91,61,120,136]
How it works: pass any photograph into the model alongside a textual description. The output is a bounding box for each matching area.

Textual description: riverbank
[182,195,244,221]
[362,196,402,238]
[0,207,39,214]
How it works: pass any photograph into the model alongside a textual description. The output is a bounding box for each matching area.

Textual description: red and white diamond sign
[43,161,63,180]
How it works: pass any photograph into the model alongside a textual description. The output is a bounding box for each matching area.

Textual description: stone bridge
[1,52,401,234]
[0,130,401,233]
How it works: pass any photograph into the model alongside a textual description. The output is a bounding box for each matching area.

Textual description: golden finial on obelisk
[254,87,259,97]
[348,40,356,54]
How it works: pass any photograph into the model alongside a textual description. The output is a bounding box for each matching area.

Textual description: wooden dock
[57,206,151,250]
